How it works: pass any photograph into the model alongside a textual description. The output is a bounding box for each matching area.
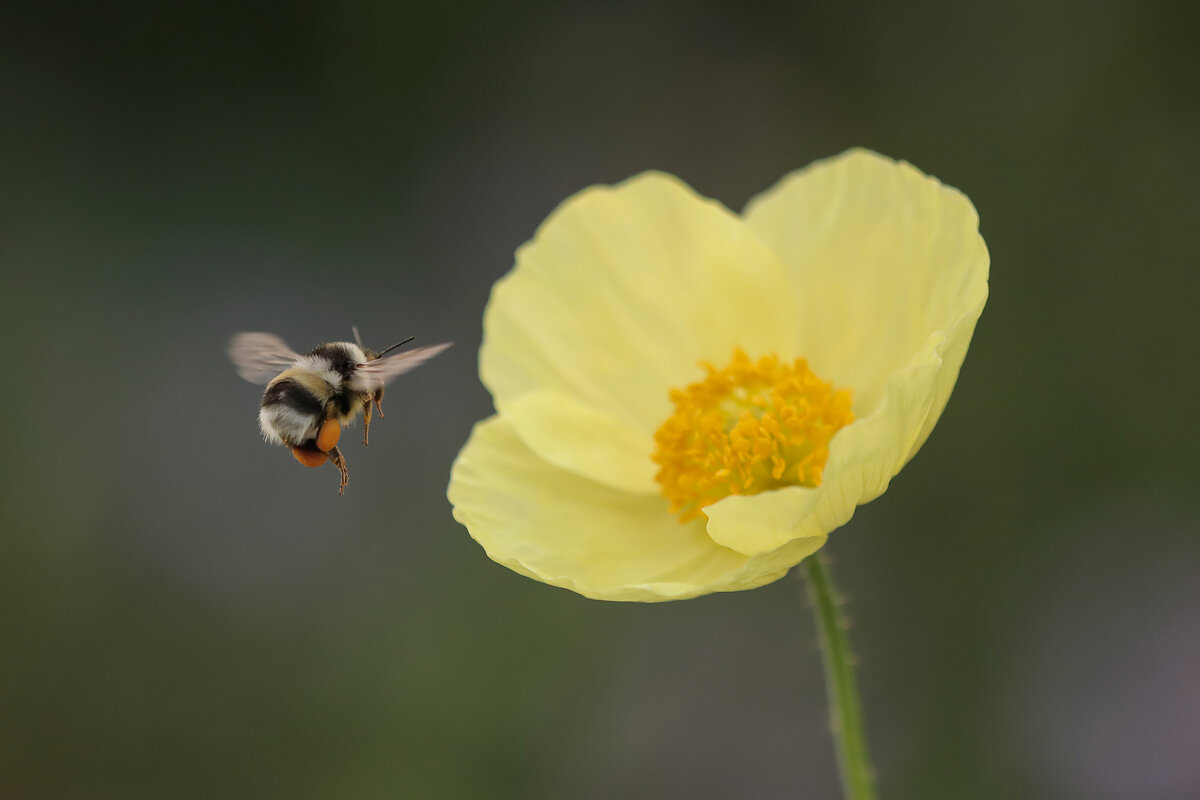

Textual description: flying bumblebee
[229,328,451,494]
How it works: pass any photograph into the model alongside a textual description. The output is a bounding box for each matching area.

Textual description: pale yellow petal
[705,149,988,556]
[447,415,818,601]
[704,486,826,557]
[704,326,964,555]
[744,148,989,420]
[503,390,657,495]
[481,171,802,465]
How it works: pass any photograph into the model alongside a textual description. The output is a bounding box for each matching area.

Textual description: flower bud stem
[805,554,878,800]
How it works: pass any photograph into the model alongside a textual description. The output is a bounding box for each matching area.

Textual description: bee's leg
[373,387,386,420]
[361,399,372,447]
[327,446,349,495]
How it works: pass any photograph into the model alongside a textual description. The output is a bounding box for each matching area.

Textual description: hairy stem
[805,554,878,800]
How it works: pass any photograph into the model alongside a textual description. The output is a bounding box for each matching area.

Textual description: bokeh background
[3,1,1198,798]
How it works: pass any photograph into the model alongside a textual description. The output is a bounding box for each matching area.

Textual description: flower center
[652,349,854,522]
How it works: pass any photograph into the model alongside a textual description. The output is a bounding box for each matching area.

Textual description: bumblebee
[229,328,451,494]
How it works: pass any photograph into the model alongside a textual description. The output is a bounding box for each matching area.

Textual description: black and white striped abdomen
[259,369,332,446]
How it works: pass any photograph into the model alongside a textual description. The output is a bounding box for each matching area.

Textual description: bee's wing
[350,342,453,392]
[228,332,302,384]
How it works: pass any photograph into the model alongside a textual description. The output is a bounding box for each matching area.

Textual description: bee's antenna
[352,325,364,349]
[374,336,415,359]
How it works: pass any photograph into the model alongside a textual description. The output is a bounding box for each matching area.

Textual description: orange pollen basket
[316,418,341,452]
[291,446,328,468]
[291,418,342,468]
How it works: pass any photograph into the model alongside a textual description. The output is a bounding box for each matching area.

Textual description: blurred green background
[3,1,1198,798]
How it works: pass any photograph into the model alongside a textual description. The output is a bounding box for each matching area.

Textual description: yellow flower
[448,149,989,601]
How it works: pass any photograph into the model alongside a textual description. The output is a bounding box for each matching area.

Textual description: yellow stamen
[652,349,854,522]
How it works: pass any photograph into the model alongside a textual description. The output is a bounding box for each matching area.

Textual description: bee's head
[305,342,364,379]
[364,336,415,362]
[353,326,414,363]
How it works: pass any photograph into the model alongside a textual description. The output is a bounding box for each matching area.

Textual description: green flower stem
[804,554,878,800]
